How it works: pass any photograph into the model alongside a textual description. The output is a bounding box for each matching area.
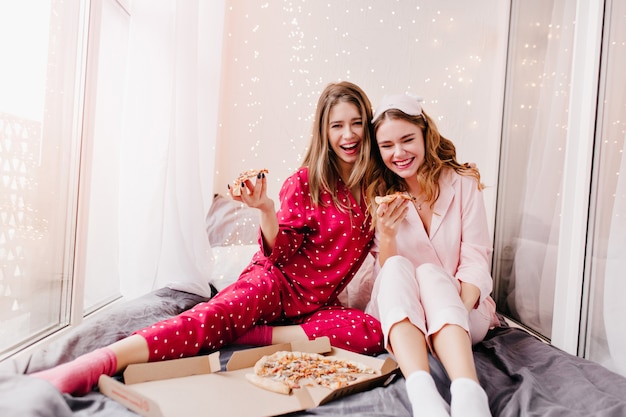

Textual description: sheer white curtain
[508,0,573,333]
[496,0,576,338]
[118,0,223,298]
[603,138,626,374]
[589,0,626,375]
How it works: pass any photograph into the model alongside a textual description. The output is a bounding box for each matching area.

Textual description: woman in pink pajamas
[364,94,500,417]
[31,81,384,396]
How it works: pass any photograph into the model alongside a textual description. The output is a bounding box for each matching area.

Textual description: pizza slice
[374,191,414,205]
[231,168,269,197]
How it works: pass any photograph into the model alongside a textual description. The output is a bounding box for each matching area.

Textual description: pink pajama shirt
[366,168,500,352]
[137,167,384,361]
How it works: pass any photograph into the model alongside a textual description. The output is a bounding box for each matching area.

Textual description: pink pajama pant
[135,265,384,361]
[367,256,495,353]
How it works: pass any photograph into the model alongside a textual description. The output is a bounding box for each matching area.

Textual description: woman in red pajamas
[31,81,384,396]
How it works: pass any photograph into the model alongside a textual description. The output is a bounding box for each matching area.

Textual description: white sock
[450,378,492,417]
[405,370,450,417]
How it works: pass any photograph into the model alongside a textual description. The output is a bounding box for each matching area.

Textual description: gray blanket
[1,288,625,417]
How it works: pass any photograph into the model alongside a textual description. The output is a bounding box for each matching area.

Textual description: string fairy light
[217,0,510,199]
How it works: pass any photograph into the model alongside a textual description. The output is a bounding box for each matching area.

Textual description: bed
[1,196,626,417]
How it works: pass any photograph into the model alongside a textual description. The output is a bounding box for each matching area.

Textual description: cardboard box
[99,337,398,417]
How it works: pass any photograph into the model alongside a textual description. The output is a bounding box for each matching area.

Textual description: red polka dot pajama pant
[135,269,383,361]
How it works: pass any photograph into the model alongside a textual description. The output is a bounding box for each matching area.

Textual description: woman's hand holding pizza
[375,194,409,241]
[230,168,279,250]
[230,169,273,212]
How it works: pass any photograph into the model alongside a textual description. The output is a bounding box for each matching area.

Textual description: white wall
[214,1,510,237]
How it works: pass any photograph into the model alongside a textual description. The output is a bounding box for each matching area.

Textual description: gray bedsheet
[1,288,625,417]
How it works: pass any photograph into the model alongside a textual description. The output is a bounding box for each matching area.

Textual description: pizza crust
[374,191,414,205]
[231,169,269,197]
[245,373,291,395]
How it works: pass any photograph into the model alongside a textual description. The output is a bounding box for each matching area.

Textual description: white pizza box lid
[98,337,399,417]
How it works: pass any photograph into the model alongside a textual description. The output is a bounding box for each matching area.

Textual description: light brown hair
[301,81,374,208]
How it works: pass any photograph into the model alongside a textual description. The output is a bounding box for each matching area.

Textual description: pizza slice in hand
[374,191,414,205]
[231,169,269,197]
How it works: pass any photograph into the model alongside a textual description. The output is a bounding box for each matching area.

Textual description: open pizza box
[98,337,399,417]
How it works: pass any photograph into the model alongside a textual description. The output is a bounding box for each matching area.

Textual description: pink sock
[233,325,273,346]
[30,347,118,396]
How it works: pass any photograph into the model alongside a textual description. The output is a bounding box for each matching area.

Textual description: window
[493,0,626,378]
[0,0,86,357]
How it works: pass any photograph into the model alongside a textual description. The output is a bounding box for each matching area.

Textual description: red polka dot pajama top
[136,167,384,361]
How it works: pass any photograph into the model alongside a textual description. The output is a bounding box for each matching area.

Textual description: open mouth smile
[340,142,360,154]
[393,157,414,169]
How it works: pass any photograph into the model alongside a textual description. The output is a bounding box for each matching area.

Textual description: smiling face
[375,117,425,184]
[327,101,364,177]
